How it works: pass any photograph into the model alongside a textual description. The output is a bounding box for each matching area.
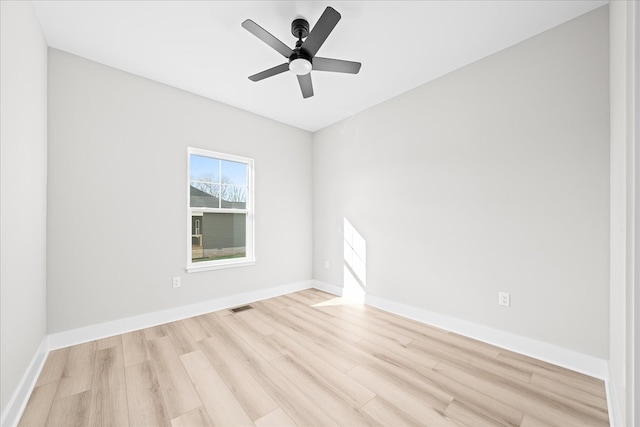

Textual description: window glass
[191,212,247,262]
[188,148,254,272]
[221,159,247,186]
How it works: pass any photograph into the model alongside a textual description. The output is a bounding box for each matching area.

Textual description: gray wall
[0,1,48,414]
[313,7,610,358]
[47,49,313,333]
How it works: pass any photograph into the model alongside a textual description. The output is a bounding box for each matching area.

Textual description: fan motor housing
[291,18,309,39]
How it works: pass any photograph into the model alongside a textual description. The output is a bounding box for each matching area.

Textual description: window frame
[186,147,255,273]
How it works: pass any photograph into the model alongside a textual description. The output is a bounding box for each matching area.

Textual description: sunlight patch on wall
[343,218,366,303]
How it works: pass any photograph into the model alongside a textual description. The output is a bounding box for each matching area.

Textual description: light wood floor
[19,289,609,426]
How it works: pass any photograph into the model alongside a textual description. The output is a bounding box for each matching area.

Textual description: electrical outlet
[172,277,181,288]
[498,291,510,307]
[324,261,330,269]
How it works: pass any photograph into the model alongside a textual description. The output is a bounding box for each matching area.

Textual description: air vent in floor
[230,305,254,313]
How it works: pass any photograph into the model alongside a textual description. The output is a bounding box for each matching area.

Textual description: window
[187,147,254,272]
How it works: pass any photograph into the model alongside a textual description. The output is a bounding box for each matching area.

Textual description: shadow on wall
[343,218,367,303]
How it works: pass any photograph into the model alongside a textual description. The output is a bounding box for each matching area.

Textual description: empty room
[1,1,637,426]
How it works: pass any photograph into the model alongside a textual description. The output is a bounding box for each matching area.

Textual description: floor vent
[230,305,254,313]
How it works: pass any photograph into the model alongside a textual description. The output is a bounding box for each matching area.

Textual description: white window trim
[186,147,255,273]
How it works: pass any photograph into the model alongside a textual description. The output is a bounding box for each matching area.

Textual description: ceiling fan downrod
[289,18,312,75]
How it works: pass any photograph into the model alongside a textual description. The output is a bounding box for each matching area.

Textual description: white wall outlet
[498,291,511,307]
[172,277,181,288]
[324,260,330,269]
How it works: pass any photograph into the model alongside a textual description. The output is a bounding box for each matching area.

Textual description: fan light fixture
[289,58,312,75]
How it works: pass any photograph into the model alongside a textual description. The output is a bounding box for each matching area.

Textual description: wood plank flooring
[18,289,609,426]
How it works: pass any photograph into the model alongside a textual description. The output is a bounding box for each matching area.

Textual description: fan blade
[297,73,314,98]
[242,19,293,58]
[301,7,341,57]
[313,57,361,74]
[248,63,289,81]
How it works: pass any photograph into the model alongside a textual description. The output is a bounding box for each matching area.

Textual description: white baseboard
[363,293,608,380]
[311,281,609,380]
[48,280,313,350]
[311,279,343,296]
[362,290,615,427]
[1,337,48,427]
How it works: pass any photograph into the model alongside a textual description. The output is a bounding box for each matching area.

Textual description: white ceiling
[33,1,607,132]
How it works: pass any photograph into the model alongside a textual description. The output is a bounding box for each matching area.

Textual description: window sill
[186,258,255,273]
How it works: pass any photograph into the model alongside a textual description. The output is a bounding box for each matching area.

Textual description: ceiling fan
[242,6,361,99]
